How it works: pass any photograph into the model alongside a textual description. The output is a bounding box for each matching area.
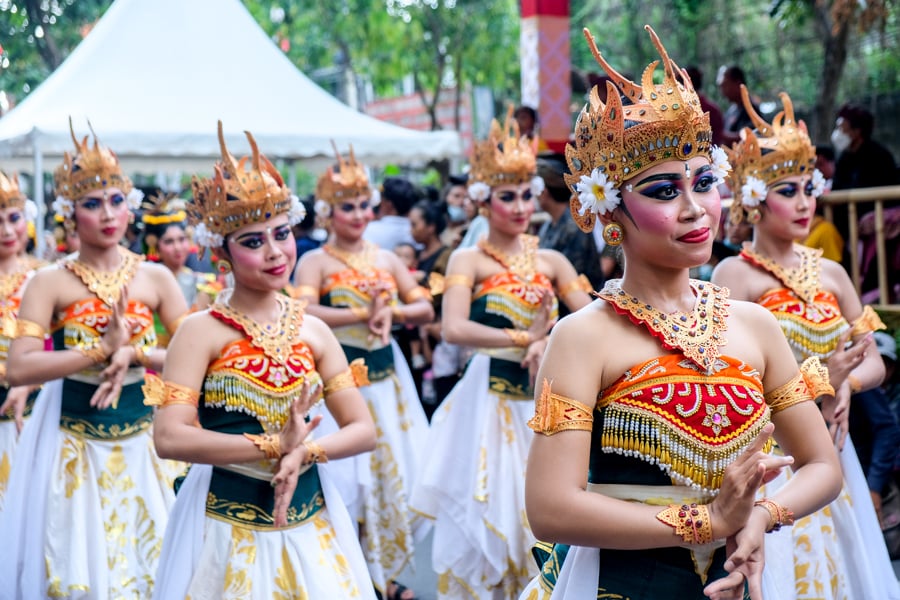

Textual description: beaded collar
[61,247,142,306]
[209,290,305,366]
[597,279,729,373]
[323,241,379,276]
[739,244,821,305]
[477,234,538,281]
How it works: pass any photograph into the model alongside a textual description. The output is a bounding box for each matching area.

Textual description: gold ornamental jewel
[14,319,46,340]
[323,241,378,275]
[244,432,283,459]
[754,498,794,532]
[188,121,293,239]
[402,286,432,304]
[558,274,593,297]
[726,86,816,225]
[478,234,538,281]
[765,370,815,413]
[316,141,371,204]
[443,274,474,290]
[468,105,537,189]
[799,356,834,400]
[0,171,27,211]
[527,378,594,436]
[427,272,445,296]
[740,244,820,304]
[142,373,201,408]
[566,26,712,233]
[323,358,370,396]
[0,271,27,303]
[656,503,714,545]
[850,305,886,337]
[53,118,134,202]
[141,192,186,226]
[212,292,304,364]
[62,247,143,306]
[597,279,729,373]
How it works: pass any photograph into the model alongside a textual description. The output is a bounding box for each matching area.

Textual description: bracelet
[243,432,283,460]
[656,503,714,545]
[302,440,328,465]
[504,328,531,348]
[754,498,794,532]
[350,306,370,321]
[133,345,153,369]
[847,374,862,394]
[79,345,109,365]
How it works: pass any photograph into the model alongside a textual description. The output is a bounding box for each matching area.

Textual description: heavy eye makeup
[771,182,799,198]
[495,190,533,203]
[234,224,292,249]
[338,200,370,213]
[634,164,716,200]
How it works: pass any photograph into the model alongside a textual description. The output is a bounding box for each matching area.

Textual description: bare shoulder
[140,261,176,281]
[711,255,753,282]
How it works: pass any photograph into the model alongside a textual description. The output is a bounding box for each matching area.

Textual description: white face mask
[831,128,852,153]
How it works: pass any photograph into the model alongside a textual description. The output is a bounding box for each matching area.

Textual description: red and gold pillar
[520,0,571,153]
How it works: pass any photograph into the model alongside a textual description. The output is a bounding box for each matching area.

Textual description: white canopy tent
[0,0,461,175]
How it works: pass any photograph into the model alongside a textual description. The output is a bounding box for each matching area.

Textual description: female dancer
[0,122,189,598]
[519,27,842,600]
[291,145,433,598]
[0,171,41,507]
[712,86,900,599]
[150,122,377,599]
[140,192,221,346]
[410,110,593,599]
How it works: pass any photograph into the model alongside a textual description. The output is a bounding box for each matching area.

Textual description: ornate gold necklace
[212,291,305,365]
[323,241,378,276]
[478,234,538,281]
[0,270,27,303]
[63,247,142,306]
[740,244,820,304]
[598,279,729,373]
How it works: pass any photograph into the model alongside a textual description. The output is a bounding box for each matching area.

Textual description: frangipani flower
[192,222,224,248]
[810,169,826,198]
[467,182,491,202]
[740,175,767,208]
[52,196,75,219]
[314,199,332,219]
[710,146,731,184]
[287,194,307,225]
[370,187,381,207]
[126,188,144,210]
[530,176,546,198]
[575,168,621,216]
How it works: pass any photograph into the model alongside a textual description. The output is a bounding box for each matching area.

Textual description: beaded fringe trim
[204,371,320,432]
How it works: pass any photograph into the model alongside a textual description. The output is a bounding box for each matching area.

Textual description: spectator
[291,195,320,268]
[802,145,844,262]
[514,105,549,153]
[441,174,469,248]
[685,66,725,147]
[716,65,758,145]
[363,176,420,250]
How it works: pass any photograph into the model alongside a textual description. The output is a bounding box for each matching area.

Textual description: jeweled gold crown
[189,121,292,239]
[726,86,816,223]
[141,192,186,226]
[53,118,134,201]
[316,142,371,204]
[468,107,536,188]
[565,26,712,232]
[0,170,26,211]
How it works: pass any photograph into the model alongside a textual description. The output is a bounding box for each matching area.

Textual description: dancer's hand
[272,447,304,528]
[526,290,556,341]
[704,514,767,600]
[0,385,29,433]
[820,382,850,450]
[99,291,133,358]
[521,337,549,388]
[279,380,323,454]
[825,330,869,390]
[91,345,132,409]
[709,423,792,538]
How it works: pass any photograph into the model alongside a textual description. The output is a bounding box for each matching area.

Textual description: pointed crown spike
[188,120,292,238]
[468,104,537,190]
[53,117,133,201]
[725,86,815,224]
[315,141,371,204]
[141,191,186,226]
[0,170,27,211]
[565,25,712,233]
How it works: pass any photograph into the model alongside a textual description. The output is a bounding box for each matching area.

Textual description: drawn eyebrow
[633,172,681,187]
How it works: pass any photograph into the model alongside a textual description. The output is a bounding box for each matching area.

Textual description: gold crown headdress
[189,121,303,247]
[467,106,537,196]
[315,142,372,205]
[565,26,713,233]
[53,118,134,202]
[726,86,816,224]
[141,192,186,227]
[0,170,27,212]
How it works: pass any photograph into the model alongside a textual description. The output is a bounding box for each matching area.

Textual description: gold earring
[478,205,489,218]
[602,222,624,246]
[216,259,232,274]
[747,208,761,224]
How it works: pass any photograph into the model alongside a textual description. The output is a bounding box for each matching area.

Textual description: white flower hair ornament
[709,146,732,185]
[740,176,767,208]
[24,199,39,223]
[369,187,381,208]
[126,188,144,210]
[810,169,826,199]
[314,199,332,219]
[52,196,75,219]
[530,176,546,199]
[574,168,621,216]
[192,222,224,248]
[287,194,307,225]
[467,181,491,203]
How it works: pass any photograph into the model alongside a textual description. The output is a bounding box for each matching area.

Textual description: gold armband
[847,374,862,394]
[766,366,818,414]
[527,378,594,436]
[444,274,473,290]
[244,432,283,460]
[754,498,794,532]
[142,373,200,408]
[428,272,445,296]
[133,345,153,369]
[287,284,319,300]
[323,358,370,396]
[656,503,714,545]
[402,286,432,304]
[165,313,188,336]
[850,305,886,337]
[78,345,109,365]
[558,274,593,297]
[14,319,46,340]
[302,439,328,465]
[504,328,531,348]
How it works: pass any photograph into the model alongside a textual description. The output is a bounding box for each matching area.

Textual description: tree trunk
[24,0,63,70]
[813,3,851,142]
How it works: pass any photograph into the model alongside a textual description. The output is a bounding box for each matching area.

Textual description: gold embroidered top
[0,269,31,381]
